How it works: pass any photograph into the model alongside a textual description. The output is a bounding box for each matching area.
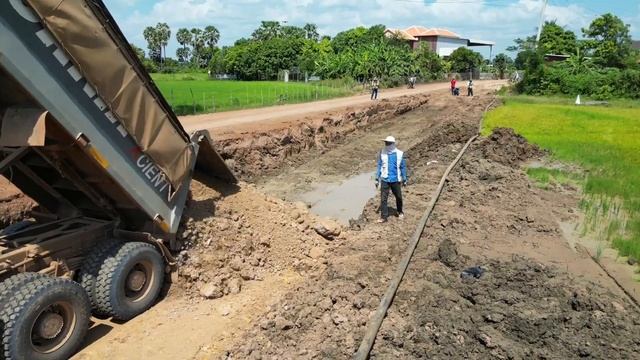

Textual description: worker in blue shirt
[375,136,408,222]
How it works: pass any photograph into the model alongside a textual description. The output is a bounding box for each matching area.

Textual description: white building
[385,26,495,58]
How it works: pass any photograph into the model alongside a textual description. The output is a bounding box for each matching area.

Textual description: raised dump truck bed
[0,1,235,358]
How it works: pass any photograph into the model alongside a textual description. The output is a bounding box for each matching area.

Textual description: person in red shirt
[450,77,457,95]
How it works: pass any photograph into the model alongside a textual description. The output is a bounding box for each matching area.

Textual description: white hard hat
[383,136,396,143]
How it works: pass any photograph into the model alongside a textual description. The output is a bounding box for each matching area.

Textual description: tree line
[513,13,640,99]
[135,21,515,84]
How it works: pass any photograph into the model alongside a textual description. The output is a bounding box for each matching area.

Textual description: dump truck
[0,1,236,358]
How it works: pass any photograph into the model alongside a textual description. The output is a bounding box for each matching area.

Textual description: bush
[382,76,405,88]
[518,64,640,99]
[142,59,158,73]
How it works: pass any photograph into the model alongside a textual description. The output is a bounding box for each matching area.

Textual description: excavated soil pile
[174,178,343,299]
[372,250,640,359]
[216,94,430,179]
[478,127,545,168]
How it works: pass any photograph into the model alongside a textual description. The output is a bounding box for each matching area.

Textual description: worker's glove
[375,180,380,189]
[402,180,408,187]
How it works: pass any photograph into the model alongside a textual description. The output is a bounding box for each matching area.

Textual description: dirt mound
[216,94,431,179]
[0,178,35,228]
[174,179,341,299]
[373,254,640,359]
[478,127,545,167]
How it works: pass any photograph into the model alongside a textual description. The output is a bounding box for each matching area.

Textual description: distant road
[179,80,507,136]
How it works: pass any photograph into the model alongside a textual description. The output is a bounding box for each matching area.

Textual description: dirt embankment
[215,94,430,179]
[174,178,343,299]
[221,100,640,359]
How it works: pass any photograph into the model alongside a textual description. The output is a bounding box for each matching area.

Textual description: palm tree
[190,28,205,67]
[176,28,192,50]
[155,23,171,64]
[203,25,220,51]
[143,26,160,63]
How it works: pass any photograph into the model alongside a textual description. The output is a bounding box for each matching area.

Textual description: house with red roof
[385,26,494,58]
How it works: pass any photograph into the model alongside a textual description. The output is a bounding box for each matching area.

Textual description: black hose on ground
[354,98,497,360]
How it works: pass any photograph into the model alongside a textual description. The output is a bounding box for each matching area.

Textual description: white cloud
[112,0,610,59]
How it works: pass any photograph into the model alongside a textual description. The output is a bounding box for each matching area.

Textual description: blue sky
[109,0,640,59]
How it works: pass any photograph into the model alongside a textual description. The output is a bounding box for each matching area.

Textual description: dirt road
[70,88,640,359]
[179,80,507,137]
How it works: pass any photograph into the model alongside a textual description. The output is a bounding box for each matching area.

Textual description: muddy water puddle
[297,172,376,225]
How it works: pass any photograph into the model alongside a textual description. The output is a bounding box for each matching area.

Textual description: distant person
[408,75,416,89]
[375,136,408,223]
[450,77,457,95]
[371,77,380,100]
[467,79,474,96]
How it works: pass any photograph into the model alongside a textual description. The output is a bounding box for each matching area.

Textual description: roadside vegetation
[483,96,640,262]
[136,21,507,84]
[152,74,356,114]
[511,14,639,100]
[134,20,515,114]
[525,167,584,191]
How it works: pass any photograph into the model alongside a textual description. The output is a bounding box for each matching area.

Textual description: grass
[151,73,358,115]
[483,95,640,260]
[525,167,584,190]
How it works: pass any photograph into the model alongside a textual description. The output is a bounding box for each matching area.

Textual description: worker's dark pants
[468,87,474,96]
[371,88,378,100]
[451,87,455,95]
[380,181,403,219]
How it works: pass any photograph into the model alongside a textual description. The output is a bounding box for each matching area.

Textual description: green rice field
[151,73,358,115]
[483,95,640,261]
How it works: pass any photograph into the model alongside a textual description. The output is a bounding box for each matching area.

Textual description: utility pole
[535,0,549,46]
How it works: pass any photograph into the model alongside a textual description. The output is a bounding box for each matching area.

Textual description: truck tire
[94,242,164,320]
[0,272,49,356]
[0,277,90,360]
[0,273,48,307]
[0,220,34,236]
[77,239,121,312]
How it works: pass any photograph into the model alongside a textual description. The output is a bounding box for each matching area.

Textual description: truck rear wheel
[78,239,121,313]
[94,242,164,320]
[0,273,48,307]
[0,277,90,360]
[0,273,49,348]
